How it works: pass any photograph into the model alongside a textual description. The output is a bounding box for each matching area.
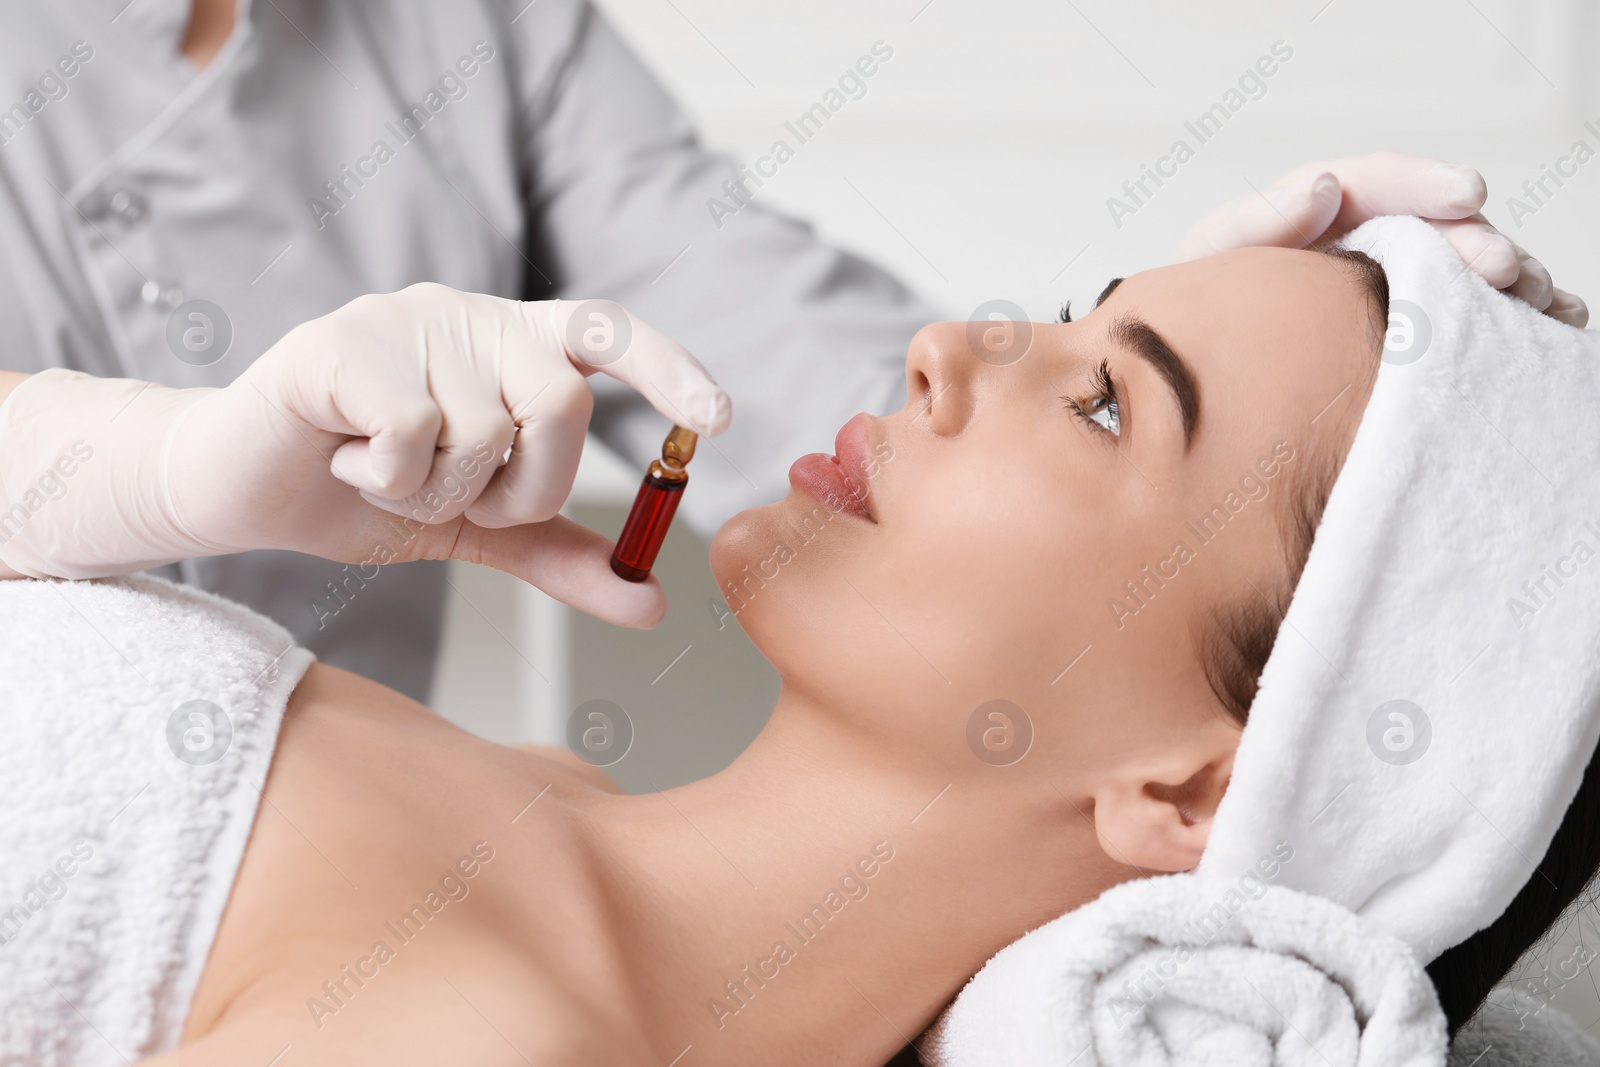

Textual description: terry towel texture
[0,574,314,1066]
[925,874,1448,1067]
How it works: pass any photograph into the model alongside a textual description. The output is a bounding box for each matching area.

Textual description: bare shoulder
[288,662,621,794]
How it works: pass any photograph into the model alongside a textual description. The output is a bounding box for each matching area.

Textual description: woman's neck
[573,688,1126,1066]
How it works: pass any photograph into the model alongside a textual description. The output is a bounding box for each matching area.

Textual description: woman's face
[711,245,1383,849]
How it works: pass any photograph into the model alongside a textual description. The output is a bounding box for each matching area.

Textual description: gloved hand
[1176,151,1588,327]
[0,284,731,628]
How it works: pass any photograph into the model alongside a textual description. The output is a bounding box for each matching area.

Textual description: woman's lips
[787,413,877,521]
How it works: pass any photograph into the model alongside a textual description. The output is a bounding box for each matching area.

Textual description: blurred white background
[429,0,1600,1029]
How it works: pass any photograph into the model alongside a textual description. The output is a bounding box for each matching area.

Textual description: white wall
[433,0,1600,1032]
[593,0,1600,321]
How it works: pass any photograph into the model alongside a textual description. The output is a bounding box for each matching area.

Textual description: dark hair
[1198,246,1600,1036]
[1427,729,1600,1031]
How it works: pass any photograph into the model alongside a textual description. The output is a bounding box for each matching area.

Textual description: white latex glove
[0,284,731,628]
[1176,151,1589,328]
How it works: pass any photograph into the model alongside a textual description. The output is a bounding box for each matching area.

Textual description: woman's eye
[1064,360,1122,438]
[1083,394,1120,436]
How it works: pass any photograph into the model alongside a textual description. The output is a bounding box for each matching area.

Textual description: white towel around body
[0,575,314,1066]
[923,874,1448,1067]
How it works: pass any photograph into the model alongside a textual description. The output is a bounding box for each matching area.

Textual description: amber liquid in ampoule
[610,426,696,582]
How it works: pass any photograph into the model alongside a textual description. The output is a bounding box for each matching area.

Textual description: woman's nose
[903,321,987,436]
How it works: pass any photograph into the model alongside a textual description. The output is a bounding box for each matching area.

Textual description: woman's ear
[1090,718,1238,873]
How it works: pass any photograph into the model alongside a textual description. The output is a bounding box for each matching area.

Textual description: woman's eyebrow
[1094,278,1124,308]
[1108,312,1200,451]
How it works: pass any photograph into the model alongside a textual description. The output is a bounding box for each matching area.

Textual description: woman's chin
[707,501,785,602]
[709,495,846,641]
[709,502,783,583]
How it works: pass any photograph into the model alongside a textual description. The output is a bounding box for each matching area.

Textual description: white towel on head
[1199,215,1600,959]
[0,574,314,1066]
[923,874,1448,1067]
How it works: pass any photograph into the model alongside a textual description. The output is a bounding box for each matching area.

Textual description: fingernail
[1425,162,1486,215]
[329,451,366,488]
[1307,171,1339,200]
[1275,170,1327,205]
[1425,161,1476,184]
[700,390,732,436]
[1549,288,1589,328]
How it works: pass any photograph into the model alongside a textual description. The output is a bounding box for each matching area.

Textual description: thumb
[1175,171,1341,260]
[450,515,669,629]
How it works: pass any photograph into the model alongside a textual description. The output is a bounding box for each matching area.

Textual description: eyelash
[1061,359,1120,436]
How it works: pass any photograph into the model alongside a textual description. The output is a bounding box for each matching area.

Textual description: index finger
[534,299,733,438]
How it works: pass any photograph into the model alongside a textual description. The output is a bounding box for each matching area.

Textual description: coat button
[107,189,148,226]
[141,278,184,311]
